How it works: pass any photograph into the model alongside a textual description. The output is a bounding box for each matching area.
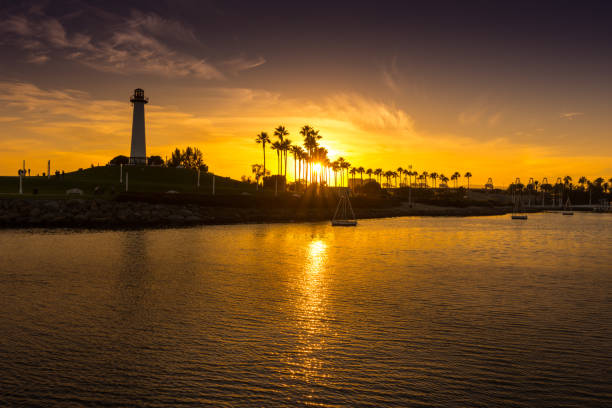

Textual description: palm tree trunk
[262,144,266,178]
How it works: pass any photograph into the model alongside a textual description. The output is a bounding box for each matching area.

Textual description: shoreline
[0,197,521,230]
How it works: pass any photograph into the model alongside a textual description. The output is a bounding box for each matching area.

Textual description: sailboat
[562,197,574,215]
[331,189,357,226]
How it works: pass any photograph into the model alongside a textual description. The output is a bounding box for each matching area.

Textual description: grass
[0,165,257,198]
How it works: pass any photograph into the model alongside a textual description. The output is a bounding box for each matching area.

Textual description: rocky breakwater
[0,198,218,229]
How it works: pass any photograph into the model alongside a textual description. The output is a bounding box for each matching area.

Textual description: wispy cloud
[2,81,608,183]
[26,54,50,64]
[560,112,583,120]
[0,6,263,79]
[321,93,414,134]
[128,10,199,44]
[223,56,267,74]
[487,112,502,126]
[381,56,400,93]
[458,99,502,127]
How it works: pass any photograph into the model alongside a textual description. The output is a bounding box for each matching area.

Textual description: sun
[313,163,322,174]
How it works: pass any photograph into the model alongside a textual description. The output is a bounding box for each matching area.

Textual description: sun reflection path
[286,239,331,383]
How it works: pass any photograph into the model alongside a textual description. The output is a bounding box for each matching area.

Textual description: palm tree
[255,132,270,176]
[392,171,399,187]
[301,125,322,186]
[452,171,461,189]
[402,169,409,187]
[592,177,605,205]
[397,167,403,186]
[331,160,340,186]
[409,170,417,187]
[384,171,393,188]
[440,174,449,187]
[314,146,329,184]
[421,171,428,188]
[251,164,269,190]
[271,140,282,177]
[336,157,345,186]
[341,160,351,187]
[464,172,472,190]
[290,145,302,184]
[375,168,383,185]
[578,176,588,191]
[358,166,365,185]
[274,125,289,174]
[349,167,357,187]
[366,168,373,182]
[280,139,292,183]
[299,149,307,185]
[430,172,438,188]
[274,125,288,142]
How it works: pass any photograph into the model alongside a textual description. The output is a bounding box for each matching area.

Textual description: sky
[0,0,611,185]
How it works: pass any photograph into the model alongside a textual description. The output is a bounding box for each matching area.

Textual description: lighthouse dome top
[130,88,148,103]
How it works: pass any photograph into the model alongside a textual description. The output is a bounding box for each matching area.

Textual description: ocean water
[1,213,611,407]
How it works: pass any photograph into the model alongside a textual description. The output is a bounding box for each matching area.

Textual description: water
[1,213,611,407]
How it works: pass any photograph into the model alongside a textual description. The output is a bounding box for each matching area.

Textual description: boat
[332,188,357,226]
[562,197,574,215]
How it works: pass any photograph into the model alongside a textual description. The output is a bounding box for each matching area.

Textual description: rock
[117,211,131,221]
[11,199,29,210]
[167,214,184,223]
[51,215,67,224]
[43,201,60,211]
[66,188,84,195]
[29,207,41,218]
[178,208,194,217]
[74,214,88,223]
[66,199,85,208]
[40,213,56,223]
[0,214,14,223]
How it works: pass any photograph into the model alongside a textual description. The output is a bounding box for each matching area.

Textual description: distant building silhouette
[129,88,148,165]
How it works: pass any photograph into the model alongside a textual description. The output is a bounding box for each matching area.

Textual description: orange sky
[0,81,610,187]
[0,2,611,186]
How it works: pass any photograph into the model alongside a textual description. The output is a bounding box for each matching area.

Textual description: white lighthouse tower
[129,88,148,164]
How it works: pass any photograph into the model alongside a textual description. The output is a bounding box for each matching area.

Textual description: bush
[109,155,129,166]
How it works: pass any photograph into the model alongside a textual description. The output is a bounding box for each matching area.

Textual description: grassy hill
[0,165,256,198]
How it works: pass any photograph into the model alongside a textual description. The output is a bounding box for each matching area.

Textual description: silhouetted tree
[147,155,164,166]
[366,168,373,181]
[109,155,129,166]
[251,164,269,190]
[169,148,182,167]
[255,132,271,177]
[168,147,208,170]
[464,172,472,190]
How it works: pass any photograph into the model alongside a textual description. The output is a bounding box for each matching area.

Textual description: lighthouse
[129,88,148,164]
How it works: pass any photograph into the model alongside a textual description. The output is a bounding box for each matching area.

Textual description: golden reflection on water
[287,239,330,382]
